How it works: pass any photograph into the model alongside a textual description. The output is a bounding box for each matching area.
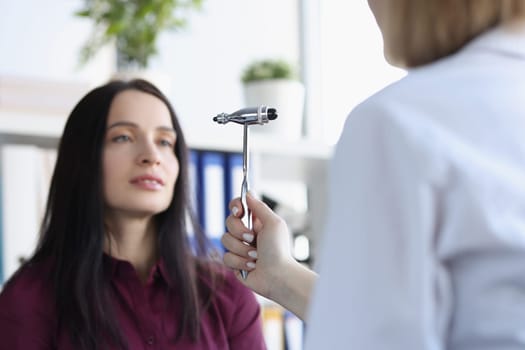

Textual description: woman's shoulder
[198,261,259,306]
[345,58,464,142]
[0,259,55,314]
[354,52,469,116]
[0,259,58,347]
[198,261,263,340]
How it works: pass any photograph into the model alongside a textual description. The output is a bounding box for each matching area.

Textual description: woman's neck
[104,217,158,283]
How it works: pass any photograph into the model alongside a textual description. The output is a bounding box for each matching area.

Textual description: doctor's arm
[222,194,318,321]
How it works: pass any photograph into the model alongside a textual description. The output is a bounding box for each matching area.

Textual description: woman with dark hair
[0,79,265,349]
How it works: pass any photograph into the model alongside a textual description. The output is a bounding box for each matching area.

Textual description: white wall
[0,0,113,85]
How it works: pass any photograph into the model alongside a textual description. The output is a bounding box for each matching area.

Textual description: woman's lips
[130,175,164,190]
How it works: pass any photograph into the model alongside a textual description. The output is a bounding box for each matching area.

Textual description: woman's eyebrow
[157,126,176,133]
[107,121,138,130]
[106,122,175,133]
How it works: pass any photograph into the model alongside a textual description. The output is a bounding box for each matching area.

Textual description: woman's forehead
[107,90,173,129]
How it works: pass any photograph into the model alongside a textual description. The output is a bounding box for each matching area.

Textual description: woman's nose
[137,143,161,166]
[139,155,160,165]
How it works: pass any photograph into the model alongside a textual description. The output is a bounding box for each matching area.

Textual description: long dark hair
[27,79,213,348]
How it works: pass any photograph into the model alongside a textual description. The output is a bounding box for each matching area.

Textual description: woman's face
[102,89,179,219]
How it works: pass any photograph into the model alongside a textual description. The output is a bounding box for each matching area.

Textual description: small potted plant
[241,59,305,140]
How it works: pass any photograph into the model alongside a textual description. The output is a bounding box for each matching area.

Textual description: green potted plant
[241,59,305,140]
[241,59,298,83]
[75,0,204,69]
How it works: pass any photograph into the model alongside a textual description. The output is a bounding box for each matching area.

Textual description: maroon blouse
[0,256,266,349]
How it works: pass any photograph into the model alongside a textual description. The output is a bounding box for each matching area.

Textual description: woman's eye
[112,135,131,143]
[159,139,174,147]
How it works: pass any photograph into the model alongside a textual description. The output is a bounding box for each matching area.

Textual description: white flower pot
[243,79,305,140]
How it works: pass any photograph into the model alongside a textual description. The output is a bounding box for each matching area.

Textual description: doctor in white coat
[222,0,525,349]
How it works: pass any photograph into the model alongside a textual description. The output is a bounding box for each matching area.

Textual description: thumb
[246,192,278,223]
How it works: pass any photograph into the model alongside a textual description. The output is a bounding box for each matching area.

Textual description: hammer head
[213,106,278,125]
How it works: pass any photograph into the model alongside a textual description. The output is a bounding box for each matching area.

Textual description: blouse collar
[463,22,525,61]
[103,253,169,285]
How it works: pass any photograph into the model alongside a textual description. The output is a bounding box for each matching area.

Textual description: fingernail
[231,206,239,216]
[242,233,254,243]
[248,250,258,259]
[246,262,256,269]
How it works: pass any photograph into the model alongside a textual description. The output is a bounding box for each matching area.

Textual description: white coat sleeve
[305,101,451,350]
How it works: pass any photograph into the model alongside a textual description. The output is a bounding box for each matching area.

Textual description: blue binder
[186,150,199,251]
[284,310,304,350]
[198,151,227,252]
[224,152,244,218]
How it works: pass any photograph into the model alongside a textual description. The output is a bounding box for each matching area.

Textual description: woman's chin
[117,206,171,219]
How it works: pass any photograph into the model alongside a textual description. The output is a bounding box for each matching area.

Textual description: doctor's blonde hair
[383,0,525,67]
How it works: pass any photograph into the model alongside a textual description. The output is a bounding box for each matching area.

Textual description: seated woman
[0,79,265,349]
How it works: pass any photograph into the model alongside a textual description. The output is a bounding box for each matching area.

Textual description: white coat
[306,24,525,350]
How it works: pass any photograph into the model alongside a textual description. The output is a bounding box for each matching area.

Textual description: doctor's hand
[222,193,293,299]
[222,193,317,321]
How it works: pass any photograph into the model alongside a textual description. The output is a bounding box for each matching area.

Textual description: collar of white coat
[463,21,525,60]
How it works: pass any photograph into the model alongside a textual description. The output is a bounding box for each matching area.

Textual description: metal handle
[239,178,251,280]
[239,123,251,279]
